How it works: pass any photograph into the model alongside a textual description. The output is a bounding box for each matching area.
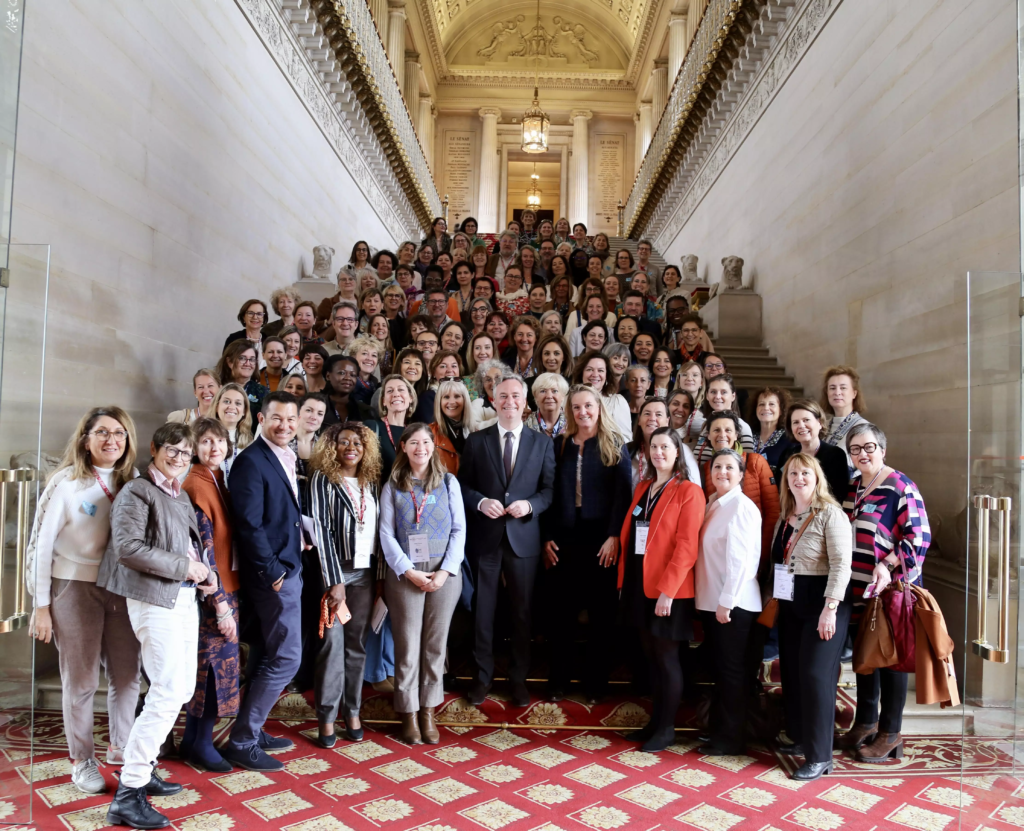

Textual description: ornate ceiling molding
[642,0,843,244]
[235,0,426,239]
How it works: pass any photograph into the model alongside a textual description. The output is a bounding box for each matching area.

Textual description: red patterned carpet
[0,689,1019,831]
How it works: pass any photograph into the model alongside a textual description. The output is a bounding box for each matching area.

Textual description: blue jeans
[362,617,395,683]
[230,574,302,749]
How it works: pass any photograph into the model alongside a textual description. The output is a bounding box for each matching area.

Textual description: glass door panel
[960,270,1024,826]
[0,244,50,825]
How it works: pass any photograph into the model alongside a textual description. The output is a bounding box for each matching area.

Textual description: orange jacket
[430,421,460,476]
[702,451,780,569]
[617,478,706,599]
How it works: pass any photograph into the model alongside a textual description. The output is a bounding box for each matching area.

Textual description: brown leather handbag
[853,594,898,674]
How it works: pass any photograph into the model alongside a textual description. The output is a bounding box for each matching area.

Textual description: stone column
[652,59,669,125]
[404,51,420,123]
[668,13,688,81]
[419,96,434,169]
[568,109,592,227]
[638,101,653,163]
[370,0,388,39]
[634,112,643,170]
[386,0,406,70]
[477,107,502,232]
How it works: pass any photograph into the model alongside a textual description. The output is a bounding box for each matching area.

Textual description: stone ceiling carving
[416,0,662,88]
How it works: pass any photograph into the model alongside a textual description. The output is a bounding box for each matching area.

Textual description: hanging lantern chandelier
[520,0,549,153]
[526,165,542,207]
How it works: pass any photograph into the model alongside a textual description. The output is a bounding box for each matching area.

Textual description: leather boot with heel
[837,721,878,752]
[419,708,440,744]
[856,731,903,763]
[106,782,170,829]
[400,712,422,745]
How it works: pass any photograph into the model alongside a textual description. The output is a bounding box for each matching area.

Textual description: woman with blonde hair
[543,385,632,703]
[216,339,267,420]
[211,383,254,479]
[430,379,478,474]
[168,369,221,425]
[28,407,142,794]
[365,374,418,480]
[308,421,383,746]
[263,287,300,337]
[525,372,569,438]
[674,361,706,444]
[772,452,852,780]
[380,423,465,744]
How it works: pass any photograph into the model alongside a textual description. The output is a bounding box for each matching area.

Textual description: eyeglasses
[427,298,447,305]
[335,315,357,324]
[245,311,266,319]
[238,356,257,366]
[161,446,192,460]
[704,362,725,371]
[91,429,128,442]
[849,443,879,456]
[336,438,364,449]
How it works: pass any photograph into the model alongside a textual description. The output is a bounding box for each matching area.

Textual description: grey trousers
[50,578,141,761]
[314,580,374,724]
[385,556,462,713]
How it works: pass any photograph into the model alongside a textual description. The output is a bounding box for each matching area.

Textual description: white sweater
[30,466,128,606]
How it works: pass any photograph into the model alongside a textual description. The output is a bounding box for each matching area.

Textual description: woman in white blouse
[28,407,142,794]
[695,448,762,757]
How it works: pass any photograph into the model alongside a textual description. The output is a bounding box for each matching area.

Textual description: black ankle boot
[106,782,170,829]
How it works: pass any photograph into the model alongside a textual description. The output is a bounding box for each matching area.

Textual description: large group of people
[27,216,931,829]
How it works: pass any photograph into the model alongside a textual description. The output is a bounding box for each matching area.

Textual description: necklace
[341,479,367,530]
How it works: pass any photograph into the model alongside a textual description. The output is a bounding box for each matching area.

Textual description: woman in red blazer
[618,427,706,752]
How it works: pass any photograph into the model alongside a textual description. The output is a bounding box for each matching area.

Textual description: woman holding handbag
[308,422,383,747]
[839,422,930,763]
[773,452,852,780]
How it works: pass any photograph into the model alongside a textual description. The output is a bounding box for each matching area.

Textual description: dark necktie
[503,431,514,482]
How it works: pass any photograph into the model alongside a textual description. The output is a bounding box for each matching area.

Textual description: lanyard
[645,476,674,516]
[783,510,817,565]
[94,471,116,503]
[341,479,367,529]
[853,467,887,515]
[409,486,427,525]
[517,355,534,376]
[382,421,397,448]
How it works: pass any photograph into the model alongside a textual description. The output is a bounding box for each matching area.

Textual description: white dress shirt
[477,422,529,513]
[695,485,763,613]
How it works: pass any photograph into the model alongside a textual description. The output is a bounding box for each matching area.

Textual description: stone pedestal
[293,278,338,306]
[699,289,762,341]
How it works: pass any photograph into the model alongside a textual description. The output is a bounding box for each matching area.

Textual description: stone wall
[657,0,1019,541]
[9,0,401,457]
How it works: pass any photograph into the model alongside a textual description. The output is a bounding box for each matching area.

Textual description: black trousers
[639,628,682,738]
[472,536,539,686]
[852,616,910,733]
[293,546,326,690]
[702,608,758,753]
[778,575,852,764]
[547,524,619,695]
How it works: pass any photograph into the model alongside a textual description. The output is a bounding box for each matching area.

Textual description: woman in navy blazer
[542,385,632,704]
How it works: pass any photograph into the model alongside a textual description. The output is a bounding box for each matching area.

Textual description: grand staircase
[608,236,805,398]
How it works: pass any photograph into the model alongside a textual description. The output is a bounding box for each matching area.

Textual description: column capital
[653,57,668,70]
[388,4,406,17]
[388,0,406,7]
[405,49,420,61]
[569,109,593,122]
[638,100,653,112]
[478,107,502,120]
[669,11,687,23]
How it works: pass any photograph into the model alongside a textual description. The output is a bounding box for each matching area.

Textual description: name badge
[632,505,643,517]
[354,549,371,569]
[425,495,437,505]
[81,501,97,517]
[773,564,795,601]
[408,533,430,564]
[635,522,649,555]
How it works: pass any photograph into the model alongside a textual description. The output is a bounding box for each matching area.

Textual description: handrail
[623,0,744,237]
[0,468,39,634]
[311,0,441,228]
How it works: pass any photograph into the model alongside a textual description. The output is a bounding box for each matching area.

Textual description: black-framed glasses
[849,443,879,456]
[245,311,266,319]
[238,356,257,365]
[161,446,192,460]
[91,429,128,442]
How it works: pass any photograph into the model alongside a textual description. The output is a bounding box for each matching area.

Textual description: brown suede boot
[837,721,878,752]
[418,708,440,745]
[856,731,903,763]
[400,712,422,745]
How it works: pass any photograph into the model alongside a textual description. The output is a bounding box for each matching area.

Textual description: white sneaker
[72,758,106,794]
[106,746,124,766]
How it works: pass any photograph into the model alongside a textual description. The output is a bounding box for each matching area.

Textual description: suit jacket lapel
[507,427,531,489]
[259,438,299,509]
[489,425,507,486]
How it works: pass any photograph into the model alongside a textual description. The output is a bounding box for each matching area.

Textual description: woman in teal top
[380,422,466,747]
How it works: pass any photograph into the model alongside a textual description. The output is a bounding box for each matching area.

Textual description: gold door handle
[973,494,1010,662]
[0,467,39,634]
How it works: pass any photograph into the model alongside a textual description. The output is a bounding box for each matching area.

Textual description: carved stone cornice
[235,0,432,238]
[302,0,441,229]
[638,0,843,244]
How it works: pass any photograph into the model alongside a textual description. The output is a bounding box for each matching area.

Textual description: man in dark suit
[223,391,303,771]
[458,374,555,707]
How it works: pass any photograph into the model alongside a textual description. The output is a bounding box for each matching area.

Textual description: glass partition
[0,244,50,825]
[959,270,1024,825]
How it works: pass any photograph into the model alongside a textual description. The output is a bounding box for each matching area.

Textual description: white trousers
[122,586,198,788]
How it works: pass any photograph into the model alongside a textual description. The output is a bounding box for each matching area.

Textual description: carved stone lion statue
[680,254,702,283]
[310,245,335,281]
[721,256,747,290]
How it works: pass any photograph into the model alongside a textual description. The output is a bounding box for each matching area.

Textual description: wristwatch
[826,601,839,610]
[884,559,898,572]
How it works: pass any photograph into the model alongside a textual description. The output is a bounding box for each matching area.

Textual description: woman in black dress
[778,399,850,502]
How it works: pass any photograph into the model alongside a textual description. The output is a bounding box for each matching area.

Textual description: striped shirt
[843,469,930,609]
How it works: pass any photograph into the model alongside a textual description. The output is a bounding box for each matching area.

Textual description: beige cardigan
[771,502,852,601]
